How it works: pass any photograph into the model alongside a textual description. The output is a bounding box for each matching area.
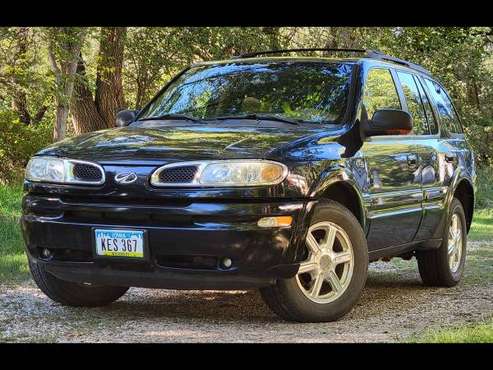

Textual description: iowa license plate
[94,229,145,258]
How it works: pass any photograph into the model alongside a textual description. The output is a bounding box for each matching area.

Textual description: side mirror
[116,109,138,127]
[363,109,412,137]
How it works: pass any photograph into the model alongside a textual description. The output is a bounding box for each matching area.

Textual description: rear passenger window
[363,68,401,119]
[423,78,463,134]
[396,71,429,135]
[415,76,438,134]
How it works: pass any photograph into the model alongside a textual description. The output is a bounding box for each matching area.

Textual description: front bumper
[22,195,311,289]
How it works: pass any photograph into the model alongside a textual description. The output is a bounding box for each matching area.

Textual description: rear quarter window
[423,78,463,135]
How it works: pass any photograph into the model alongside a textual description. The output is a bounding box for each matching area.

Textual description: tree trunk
[12,90,31,124]
[70,54,107,134]
[12,27,32,124]
[70,27,127,133]
[473,79,481,111]
[95,27,127,127]
[54,105,69,141]
[48,27,86,141]
[32,105,48,124]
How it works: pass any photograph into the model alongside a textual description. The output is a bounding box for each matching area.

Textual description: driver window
[362,68,401,119]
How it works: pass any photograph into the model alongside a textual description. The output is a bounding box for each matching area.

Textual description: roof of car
[193,49,432,77]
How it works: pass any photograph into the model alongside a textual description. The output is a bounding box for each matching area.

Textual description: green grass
[0,183,29,282]
[469,208,493,241]
[413,318,493,343]
[469,166,493,241]
[475,166,493,209]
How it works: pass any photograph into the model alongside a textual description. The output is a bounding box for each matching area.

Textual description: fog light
[257,216,293,228]
[221,257,232,269]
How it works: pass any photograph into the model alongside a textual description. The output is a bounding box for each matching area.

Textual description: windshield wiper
[206,113,301,125]
[138,113,205,124]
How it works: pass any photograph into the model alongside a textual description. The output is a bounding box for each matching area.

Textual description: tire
[416,197,467,287]
[28,258,129,307]
[260,200,368,322]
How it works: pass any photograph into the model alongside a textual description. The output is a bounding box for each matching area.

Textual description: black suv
[22,49,475,322]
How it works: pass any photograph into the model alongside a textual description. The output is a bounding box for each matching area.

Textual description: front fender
[308,161,367,231]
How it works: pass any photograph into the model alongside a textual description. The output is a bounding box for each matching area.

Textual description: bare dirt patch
[1,243,492,343]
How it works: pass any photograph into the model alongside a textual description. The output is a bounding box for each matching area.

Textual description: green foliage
[469,209,493,241]
[476,166,493,209]
[0,27,54,125]
[413,319,493,343]
[123,27,288,109]
[0,110,52,184]
[0,183,28,281]
[2,26,493,180]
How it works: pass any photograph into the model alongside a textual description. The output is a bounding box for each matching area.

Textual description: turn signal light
[257,216,293,228]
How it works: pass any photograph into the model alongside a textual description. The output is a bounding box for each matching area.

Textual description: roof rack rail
[365,50,431,76]
[232,48,431,76]
[233,48,367,59]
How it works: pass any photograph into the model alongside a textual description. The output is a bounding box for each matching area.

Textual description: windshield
[137,61,354,125]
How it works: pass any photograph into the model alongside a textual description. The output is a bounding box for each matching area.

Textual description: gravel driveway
[1,241,492,343]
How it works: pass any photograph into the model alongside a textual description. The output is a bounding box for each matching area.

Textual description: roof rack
[365,50,431,76]
[233,48,367,59]
[232,48,431,76]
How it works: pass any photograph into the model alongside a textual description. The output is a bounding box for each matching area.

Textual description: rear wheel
[260,200,368,322]
[29,258,129,307]
[416,198,467,287]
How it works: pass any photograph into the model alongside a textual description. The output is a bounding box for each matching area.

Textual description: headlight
[25,156,105,185]
[151,160,288,187]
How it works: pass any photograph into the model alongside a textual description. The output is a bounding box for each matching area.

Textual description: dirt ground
[1,241,492,343]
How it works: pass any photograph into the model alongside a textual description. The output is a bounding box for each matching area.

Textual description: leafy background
[1,27,493,183]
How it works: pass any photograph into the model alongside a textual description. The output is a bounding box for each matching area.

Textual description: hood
[37,123,346,164]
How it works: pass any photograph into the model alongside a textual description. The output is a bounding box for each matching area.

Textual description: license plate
[94,229,145,258]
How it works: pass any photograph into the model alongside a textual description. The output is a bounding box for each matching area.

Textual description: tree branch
[47,43,61,80]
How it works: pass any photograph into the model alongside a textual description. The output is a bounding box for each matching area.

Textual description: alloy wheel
[448,213,463,273]
[295,221,354,304]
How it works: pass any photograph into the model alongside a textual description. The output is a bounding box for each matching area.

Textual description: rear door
[393,70,443,242]
[360,67,423,250]
[414,77,472,240]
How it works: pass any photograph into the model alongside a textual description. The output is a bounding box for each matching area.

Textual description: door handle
[445,153,457,163]
[407,154,418,167]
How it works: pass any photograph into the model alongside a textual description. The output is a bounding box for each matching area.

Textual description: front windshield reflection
[138,61,354,125]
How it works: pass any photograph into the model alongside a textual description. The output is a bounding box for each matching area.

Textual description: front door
[360,67,423,250]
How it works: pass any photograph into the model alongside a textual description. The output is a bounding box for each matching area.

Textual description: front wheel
[29,258,129,307]
[260,200,368,322]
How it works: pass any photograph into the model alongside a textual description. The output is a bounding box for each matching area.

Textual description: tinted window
[362,68,401,119]
[138,62,354,124]
[423,78,462,134]
[396,71,429,135]
[415,76,438,134]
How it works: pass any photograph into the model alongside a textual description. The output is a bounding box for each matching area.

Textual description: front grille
[158,165,198,184]
[73,163,103,182]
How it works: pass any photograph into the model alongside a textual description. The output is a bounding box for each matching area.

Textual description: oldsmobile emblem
[114,172,138,184]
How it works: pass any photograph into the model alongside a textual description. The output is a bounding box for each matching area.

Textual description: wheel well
[321,182,364,227]
[454,180,474,232]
